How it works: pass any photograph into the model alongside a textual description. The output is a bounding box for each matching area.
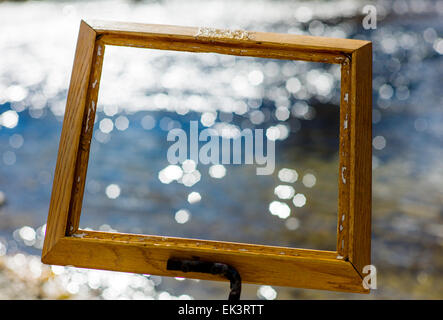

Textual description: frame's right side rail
[348,43,373,276]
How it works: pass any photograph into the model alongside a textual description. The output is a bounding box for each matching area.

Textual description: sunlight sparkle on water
[3,151,16,166]
[292,193,307,207]
[274,185,295,200]
[182,159,197,173]
[302,173,316,188]
[373,136,387,150]
[158,165,183,184]
[257,285,277,300]
[175,209,191,224]
[141,115,156,130]
[99,118,114,134]
[187,192,201,204]
[285,77,301,94]
[6,85,28,102]
[278,168,298,183]
[275,107,291,121]
[0,110,19,129]
[9,133,24,149]
[115,116,129,131]
[181,170,201,187]
[269,201,291,219]
[248,70,264,86]
[285,217,300,231]
[105,184,121,199]
[19,226,36,243]
[209,164,226,179]
[200,112,217,127]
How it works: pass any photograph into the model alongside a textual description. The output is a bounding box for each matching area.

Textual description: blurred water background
[0,0,442,299]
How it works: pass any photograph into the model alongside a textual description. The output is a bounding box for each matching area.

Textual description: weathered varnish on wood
[348,43,372,276]
[42,19,372,294]
[67,39,105,236]
[337,56,352,259]
[42,21,96,257]
[43,230,365,293]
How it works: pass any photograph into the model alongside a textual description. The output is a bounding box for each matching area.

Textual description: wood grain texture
[100,34,346,64]
[67,39,105,235]
[42,230,368,293]
[86,19,370,54]
[348,43,372,276]
[42,20,372,293]
[42,21,96,257]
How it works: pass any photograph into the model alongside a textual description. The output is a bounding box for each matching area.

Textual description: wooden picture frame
[42,20,372,293]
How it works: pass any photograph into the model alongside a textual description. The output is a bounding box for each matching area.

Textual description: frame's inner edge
[69,229,341,261]
[67,36,348,260]
[98,34,349,64]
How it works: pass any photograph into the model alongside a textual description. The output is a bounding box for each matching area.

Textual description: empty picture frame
[42,20,372,293]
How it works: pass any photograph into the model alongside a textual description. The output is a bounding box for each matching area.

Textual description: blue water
[0,0,442,299]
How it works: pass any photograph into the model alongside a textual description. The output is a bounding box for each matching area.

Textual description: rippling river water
[0,0,442,299]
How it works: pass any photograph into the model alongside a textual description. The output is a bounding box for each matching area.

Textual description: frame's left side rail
[42,21,97,257]
[66,38,106,236]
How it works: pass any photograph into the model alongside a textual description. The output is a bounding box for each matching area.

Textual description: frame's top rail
[85,19,371,54]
